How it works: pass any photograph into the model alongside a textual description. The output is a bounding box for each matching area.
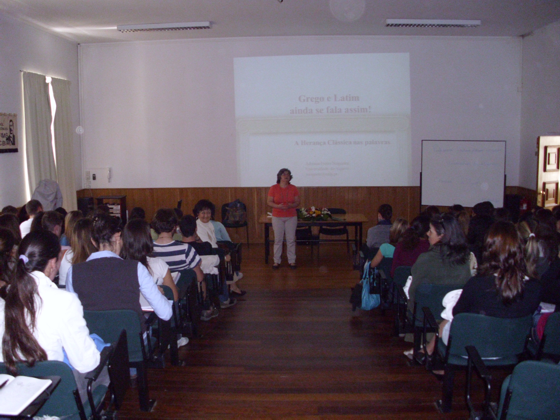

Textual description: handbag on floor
[350,260,380,311]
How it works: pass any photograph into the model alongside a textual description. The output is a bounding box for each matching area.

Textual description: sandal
[272,263,280,269]
[230,289,247,297]
[289,263,297,269]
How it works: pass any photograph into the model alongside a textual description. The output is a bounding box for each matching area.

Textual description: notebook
[0,374,52,416]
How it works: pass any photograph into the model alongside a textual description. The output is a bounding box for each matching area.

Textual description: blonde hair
[389,218,409,245]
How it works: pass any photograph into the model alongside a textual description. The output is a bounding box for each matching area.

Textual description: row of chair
[0,267,209,419]
[368,259,560,418]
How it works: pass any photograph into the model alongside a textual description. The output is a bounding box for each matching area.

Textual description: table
[259,214,368,263]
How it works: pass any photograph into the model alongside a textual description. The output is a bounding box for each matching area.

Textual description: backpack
[224,200,247,225]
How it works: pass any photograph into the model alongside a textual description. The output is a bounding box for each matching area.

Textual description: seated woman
[390,215,430,277]
[179,215,245,296]
[0,213,22,246]
[122,219,179,302]
[0,230,103,398]
[408,213,472,315]
[368,218,408,269]
[58,217,96,287]
[122,219,188,347]
[66,214,172,328]
[0,228,16,288]
[193,199,243,282]
[424,221,542,361]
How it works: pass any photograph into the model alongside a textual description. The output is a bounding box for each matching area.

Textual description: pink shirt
[268,184,299,218]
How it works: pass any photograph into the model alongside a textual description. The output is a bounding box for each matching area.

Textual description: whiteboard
[421,140,506,208]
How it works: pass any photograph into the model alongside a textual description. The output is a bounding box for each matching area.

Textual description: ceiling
[1,0,559,44]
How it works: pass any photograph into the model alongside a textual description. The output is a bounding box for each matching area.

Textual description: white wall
[0,13,80,209]
[520,20,560,190]
[79,35,522,188]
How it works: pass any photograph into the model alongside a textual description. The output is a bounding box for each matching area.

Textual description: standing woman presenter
[267,168,300,269]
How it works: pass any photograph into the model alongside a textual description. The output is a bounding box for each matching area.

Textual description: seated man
[66,214,172,330]
[19,199,43,238]
[366,203,393,252]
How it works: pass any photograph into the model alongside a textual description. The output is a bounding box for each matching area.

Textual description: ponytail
[2,231,59,374]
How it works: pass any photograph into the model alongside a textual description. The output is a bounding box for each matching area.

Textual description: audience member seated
[179,215,245,296]
[17,204,29,224]
[129,207,146,221]
[0,230,105,400]
[423,205,441,219]
[456,209,470,237]
[61,210,82,248]
[0,213,22,245]
[467,201,495,262]
[423,221,542,360]
[122,219,188,348]
[58,209,79,247]
[1,205,18,215]
[40,211,67,248]
[59,217,96,287]
[122,219,179,301]
[365,203,393,259]
[20,199,43,238]
[390,215,430,278]
[0,228,16,288]
[151,208,227,320]
[408,213,472,315]
[494,207,511,222]
[519,211,559,279]
[447,204,464,217]
[66,214,172,330]
[193,199,244,282]
[369,218,408,269]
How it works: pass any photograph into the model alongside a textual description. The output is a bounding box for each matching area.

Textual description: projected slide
[234,53,411,187]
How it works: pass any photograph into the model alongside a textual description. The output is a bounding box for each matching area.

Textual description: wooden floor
[118,244,479,419]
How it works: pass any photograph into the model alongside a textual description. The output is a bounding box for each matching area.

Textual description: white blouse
[0,271,100,373]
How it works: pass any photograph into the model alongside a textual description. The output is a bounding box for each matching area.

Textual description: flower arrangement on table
[297,207,332,221]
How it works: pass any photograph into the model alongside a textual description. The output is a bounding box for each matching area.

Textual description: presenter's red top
[268,184,299,218]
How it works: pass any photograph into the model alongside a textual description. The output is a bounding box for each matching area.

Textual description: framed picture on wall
[0,113,18,153]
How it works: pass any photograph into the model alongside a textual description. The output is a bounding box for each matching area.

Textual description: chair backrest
[0,360,81,418]
[392,266,412,287]
[448,313,532,359]
[498,360,560,420]
[84,310,144,362]
[414,283,461,324]
[327,208,346,215]
[221,200,247,225]
[540,312,560,359]
[377,257,393,281]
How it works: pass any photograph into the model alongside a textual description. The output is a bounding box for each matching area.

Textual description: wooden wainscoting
[77,186,421,244]
[77,185,536,244]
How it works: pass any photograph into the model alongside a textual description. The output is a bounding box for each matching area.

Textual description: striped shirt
[152,240,201,272]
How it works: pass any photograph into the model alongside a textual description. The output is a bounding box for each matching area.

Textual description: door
[537,136,560,209]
